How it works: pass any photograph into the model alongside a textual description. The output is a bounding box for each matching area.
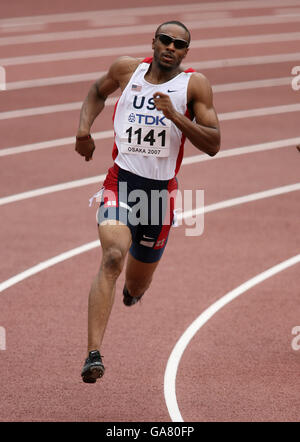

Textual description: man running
[75,21,220,383]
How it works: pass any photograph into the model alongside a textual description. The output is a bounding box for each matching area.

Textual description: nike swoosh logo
[167,89,177,93]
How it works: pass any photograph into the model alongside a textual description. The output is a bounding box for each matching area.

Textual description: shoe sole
[123,294,143,306]
[81,365,105,383]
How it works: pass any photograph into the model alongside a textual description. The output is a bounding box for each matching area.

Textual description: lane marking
[193,51,300,70]
[0,137,299,206]
[0,241,99,293]
[0,183,299,294]
[6,72,103,90]
[182,137,300,164]
[164,253,300,421]
[1,0,300,27]
[2,32,300,66]
[220,103,300,120]
[0,174,106,206]
[0,326,6,350]
[212,76,291,92]
[179,183,300,220]
[5,53,300,90]
[0,77,291,121]
[2,14,300,46]
[0,13,137,29]
[0,130,114,157]
[0,97,118,120]
[0,24,46,33]
[1,103,300,157]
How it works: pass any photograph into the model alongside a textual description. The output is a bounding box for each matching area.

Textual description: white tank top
[113,58,194,180]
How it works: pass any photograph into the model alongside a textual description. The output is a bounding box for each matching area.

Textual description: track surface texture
[0,0,299,423]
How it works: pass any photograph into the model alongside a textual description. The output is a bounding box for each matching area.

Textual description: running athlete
[75,21,220,383]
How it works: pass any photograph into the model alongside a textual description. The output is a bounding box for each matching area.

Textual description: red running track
[0,0,299,422]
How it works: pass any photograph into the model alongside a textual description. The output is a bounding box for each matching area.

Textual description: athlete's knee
[102,247,125,278]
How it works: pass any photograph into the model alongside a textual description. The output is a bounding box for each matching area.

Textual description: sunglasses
[156,33,189,50]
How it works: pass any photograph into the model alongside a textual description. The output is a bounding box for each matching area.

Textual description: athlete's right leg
[87,221,132,354]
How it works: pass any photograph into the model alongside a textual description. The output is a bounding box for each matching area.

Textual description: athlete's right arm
[75,56,138,161]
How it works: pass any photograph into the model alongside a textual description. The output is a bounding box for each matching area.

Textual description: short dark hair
[155,21,191,45]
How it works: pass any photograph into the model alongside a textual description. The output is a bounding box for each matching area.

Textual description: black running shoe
[81,350,105,383]
[123,285,144,307]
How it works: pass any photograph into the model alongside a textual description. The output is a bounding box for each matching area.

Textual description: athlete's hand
[75,134,95,161]
[153,92,177,120]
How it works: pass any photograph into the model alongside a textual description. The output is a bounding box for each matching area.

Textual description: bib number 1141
[125,127,166,147]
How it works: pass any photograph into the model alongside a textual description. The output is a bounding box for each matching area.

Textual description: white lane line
[180,183,300,220]
[0,13,137,28]
[1,103,300,157]
[0,130,114,157]
[212,76,291,92]
[0,137,299,206]
[182,137,300,164]
[164,253,300,422]
[1,183,299,294]
[6,53,300,90]
[0,174,106,206]
[2,32,300,66]
[2,14,300,46]
[0,97,118,120]
[1,0,299,27]
[220,103,300,120]
[0,101,83,120]
[0,241,99,293]
[0,77,291,121]
[193,51,300,70]
[6,72,102,90]
[0,24,46,33]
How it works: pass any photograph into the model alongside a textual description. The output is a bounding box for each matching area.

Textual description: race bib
[119,111,171,157]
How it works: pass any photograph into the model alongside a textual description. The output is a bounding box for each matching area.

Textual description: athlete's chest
[114,65,190,158]
[123,82,187,113]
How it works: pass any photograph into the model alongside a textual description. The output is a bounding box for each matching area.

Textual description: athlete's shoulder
[189,71,211,87]
[109,56,144,77]
[187,71,213,101]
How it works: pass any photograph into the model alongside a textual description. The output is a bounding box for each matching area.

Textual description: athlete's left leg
[124,252,161,298]
[123,173,178,302]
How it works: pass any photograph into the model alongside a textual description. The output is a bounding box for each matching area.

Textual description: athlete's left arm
[153,73,220,156]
